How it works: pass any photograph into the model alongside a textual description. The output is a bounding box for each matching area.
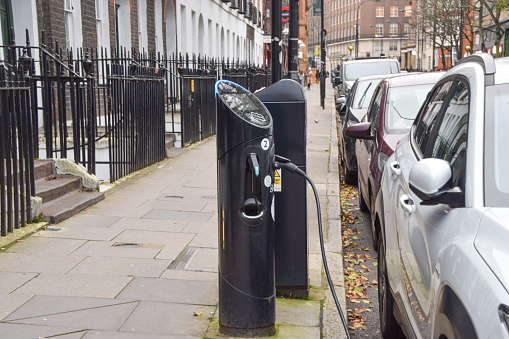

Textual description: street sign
[282,6,289,22]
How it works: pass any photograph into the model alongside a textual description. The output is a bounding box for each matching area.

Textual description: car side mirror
[335,97,346,114]
[408,158,463,207]
[345,122,374,140]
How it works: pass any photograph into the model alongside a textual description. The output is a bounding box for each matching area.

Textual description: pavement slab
[116,277,218,305]
[160,269,217,282]
[0,323,86,339]
[276,299,321,327]
[11,273,133,298]
[0,294,33,321]
[82,330,193,338]
[142,209,214,223]
[58,214,121,228]
[119,301,215,337]
[109,217,187,232]
[0,272,38,294]
[70,240,163,259]
[5,237,87,256]
[0,253,85,274]
[34,226,123,241]
[68,256,171,277]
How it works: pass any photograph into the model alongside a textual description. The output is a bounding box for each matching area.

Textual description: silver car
[374,54,509,339]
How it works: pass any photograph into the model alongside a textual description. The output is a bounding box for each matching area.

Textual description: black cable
[275,160,352,339]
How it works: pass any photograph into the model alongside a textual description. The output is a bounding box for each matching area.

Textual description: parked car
[374,54,509,339]
[345,72,443,244]
[334,58,400,100]
[338,73,403,184]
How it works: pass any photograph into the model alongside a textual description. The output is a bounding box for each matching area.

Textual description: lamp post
[355,0,378,59]
[386,20,404,63]
[348,45,353,57]
[465,45,471,56]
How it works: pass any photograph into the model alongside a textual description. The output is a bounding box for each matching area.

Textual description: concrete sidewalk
[0,83,347,338]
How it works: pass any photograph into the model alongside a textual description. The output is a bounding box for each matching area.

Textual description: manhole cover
[113,242,140,248]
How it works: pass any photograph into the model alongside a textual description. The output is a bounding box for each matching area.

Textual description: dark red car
[345,72,443,248]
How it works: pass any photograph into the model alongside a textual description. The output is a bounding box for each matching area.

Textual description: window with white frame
[389,23,398,36]
[64,0,74,51]
[376,6,384,17]
[389,40,398,51]
[375,23,384,36]
[405,5,412,16]
[390,6,398,17]
[404,23,409,36]
[410,27,415,41]
[375,39,383,51]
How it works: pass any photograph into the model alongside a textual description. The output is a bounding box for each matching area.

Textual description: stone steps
[34,160,105,224]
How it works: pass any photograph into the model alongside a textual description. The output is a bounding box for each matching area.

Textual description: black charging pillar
[255,79,308,298]
[216,80,276,337]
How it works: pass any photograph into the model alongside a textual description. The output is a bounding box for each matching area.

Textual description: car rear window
[485,84,509,207]
[344,61,398,81]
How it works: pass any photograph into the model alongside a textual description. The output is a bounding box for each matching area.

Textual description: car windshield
[344,61,398,81]
[385,84,434,132]
[352,79,381,109]
[485,84,509,207]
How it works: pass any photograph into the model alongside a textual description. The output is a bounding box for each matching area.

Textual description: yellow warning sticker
[274,169,282,192]
[191,79,195,92]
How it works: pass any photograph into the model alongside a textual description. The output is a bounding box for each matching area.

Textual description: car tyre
[343,163,357,185]
[378,235,405,339]
[358,183,369,212]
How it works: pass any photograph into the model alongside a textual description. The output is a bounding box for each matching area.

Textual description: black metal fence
[0,53,36,236]
[0,29,272,236]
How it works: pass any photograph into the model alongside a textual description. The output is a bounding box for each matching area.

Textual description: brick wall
[36,0,66,52]
[147,0,156,53]
[81,0,98,51]
[131,0,139,52]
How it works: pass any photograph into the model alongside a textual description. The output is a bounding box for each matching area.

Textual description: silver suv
[375,54,509,339]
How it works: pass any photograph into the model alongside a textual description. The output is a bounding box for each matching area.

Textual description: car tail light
[499,304,509,334]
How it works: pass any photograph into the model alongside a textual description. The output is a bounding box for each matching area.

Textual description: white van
[334,58,400,99]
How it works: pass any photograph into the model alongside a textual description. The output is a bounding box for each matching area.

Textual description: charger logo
[274,169,282,192]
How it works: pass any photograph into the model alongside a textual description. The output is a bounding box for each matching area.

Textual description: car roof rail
[455,53,496,75]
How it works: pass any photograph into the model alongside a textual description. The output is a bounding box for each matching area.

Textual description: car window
[484,83,509,207]
[430,81,469,188]
[344,62,397,81]
[413,81,454,155]
[367,85,384,134]
[385,83,436,132]
[353,79,381,109]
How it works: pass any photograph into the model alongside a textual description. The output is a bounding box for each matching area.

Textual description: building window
[410,27,415,42]
[375,39,383,51]
[375,24,384,36]
[404,23,409,36]
[390,6,398,17]
[389,40,398,51]
[405,5,412,16]
[389,23,398,36]
[64,0,74,51]
[376,6,384,17]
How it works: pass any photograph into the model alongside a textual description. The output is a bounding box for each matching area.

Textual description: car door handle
[390,161,401,177]
[399,194,415,215]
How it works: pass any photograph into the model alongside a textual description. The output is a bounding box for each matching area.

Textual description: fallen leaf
[194,312,202,316]
[373,262,378,266]
[362,300,371,304]
[371,280,378,285]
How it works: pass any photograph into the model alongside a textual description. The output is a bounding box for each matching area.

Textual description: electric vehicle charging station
[215,80,276,336]
[255,80,308,297]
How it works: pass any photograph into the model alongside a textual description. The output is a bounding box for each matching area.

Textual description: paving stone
[113,230,195,246]
[183,248,218,272]
[277,324,321,338]
[180,221,216,234]
[5,298,138,331]
[160,269,217,282]
[120,301,214,336]
[70,241,162,259]
[69,256,170,277]
[59,214,121,228]
[5,237,87,256]
[83,330,192,338]
[0,272,38,294]
[142,209,214,222]
[34,226,123,241]
[12,274,132,298]
[116,277,217,305]
[0,323,85,339]
[4,296,137,321]
[276,299,321,327]
[0,294,32,321]
[139,199,208,212]
[189,232,218,249]
[109,218,187,232]
[0,253,85,274]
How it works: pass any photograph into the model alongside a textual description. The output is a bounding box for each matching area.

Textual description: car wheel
[343,163,357,185]
[378,235,405,339]
[358,182,369,212]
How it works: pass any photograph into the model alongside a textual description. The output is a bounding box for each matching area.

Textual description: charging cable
[274,155,351,339]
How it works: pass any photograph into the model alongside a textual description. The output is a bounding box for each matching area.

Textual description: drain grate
[169,247,218,273]
[113,242,140,248]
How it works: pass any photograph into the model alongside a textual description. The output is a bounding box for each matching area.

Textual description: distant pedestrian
[307,67,312,90]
